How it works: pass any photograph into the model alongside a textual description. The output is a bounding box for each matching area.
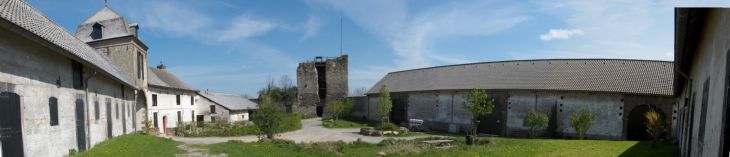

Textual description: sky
[26,0,730,97]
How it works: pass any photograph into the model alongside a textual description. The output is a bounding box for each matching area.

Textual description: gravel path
[171,118,432,145]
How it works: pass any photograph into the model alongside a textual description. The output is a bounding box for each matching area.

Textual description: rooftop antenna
[339,17,343,56]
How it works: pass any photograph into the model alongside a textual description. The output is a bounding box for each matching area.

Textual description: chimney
[129,23,139,37]
[157,63,166,69]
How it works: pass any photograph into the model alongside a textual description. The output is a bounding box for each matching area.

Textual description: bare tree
[352,87,368,96]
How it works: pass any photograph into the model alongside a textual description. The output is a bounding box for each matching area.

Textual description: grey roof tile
[0,0,135,87]
[366,59,674,96]
[148,67,197,91]
[199,91,258,111]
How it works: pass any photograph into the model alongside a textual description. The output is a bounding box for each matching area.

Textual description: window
[152,94,157,106]
[176,95,181,105]
[191,96,194,106]
[49,97,58,126]
[210,105,216,113]
[116,103,119,119]
[153,112,158,128]
[91,23,102,40]
[95,100,100,120]
[192,111,195,122]
[137,52,144,80]
[699,77,710,145]
[120,84,125,99]
[72,60,83,89]
[177,111,182,123]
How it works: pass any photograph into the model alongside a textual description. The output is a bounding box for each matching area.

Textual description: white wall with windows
[146,87,198,134]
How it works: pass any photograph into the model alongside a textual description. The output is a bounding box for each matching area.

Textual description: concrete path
[171,118,432,145]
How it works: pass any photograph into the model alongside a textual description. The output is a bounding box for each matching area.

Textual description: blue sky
[26,0,729,97]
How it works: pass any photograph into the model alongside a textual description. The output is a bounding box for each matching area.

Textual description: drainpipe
[83,70,97,150]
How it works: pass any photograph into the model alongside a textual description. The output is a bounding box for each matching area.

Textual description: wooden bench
[422,140,454,148]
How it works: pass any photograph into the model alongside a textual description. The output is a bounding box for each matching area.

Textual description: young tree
[463,88,494,136]
[645,108,665,148]
[570,108,597,140]
[251,95,283,139]
[523,108,549,138]
[325,99,353,123]
[377,85,393,124]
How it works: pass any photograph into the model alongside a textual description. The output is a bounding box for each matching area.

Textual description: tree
[570,108,597,140]
[377,85,393,124]
[463,89,494,136]
[251,95,283,139]
[523,108,549,138]
[325,99,353,123]
[645,108,665,148]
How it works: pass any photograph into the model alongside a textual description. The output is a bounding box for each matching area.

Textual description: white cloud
[539,29,584,41]
[312,0,529,86]
[122,1,276,42]
[301,15,321,40]
[216,16,276,41]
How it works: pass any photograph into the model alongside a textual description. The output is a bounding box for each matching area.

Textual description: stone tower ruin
[296,55,348,117]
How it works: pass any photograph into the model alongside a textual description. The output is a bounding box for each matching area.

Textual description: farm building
[353,59,676,140]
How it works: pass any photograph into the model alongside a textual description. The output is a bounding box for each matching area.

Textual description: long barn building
[354,59,676,140]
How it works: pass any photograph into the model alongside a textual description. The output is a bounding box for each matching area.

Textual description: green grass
[75,134,184,157]
[322,119,372,128]
[204,137,679,157]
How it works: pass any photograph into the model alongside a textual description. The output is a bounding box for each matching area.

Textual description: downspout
[84,70,97,150]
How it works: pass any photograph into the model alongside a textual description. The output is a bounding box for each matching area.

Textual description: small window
[91,23,103,40]
[72,60,83,89]
[176,95,181,105]
[210,105,216,113]
[49,97,58,126]
[177,111,182,123]
[191,111,195,122]
[153,112,158,128]
[137,52,144,80]
[120,84,125,99]
[116,103,119,119]
[191,96,194,106]
[95,100,100,120]
[152,94,158,106]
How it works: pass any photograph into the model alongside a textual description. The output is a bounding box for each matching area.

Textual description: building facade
[296,55,348,117]
[674,8,730,157]
[198,91,258,123]
[146,64,199,134]
[0,1,140,156]
[356,59,675,140]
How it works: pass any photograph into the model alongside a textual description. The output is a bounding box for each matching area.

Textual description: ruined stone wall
[296,63,319,116]
[325,55,348,106]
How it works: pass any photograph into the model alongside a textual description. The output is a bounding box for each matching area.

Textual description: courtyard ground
[75,118,679,157]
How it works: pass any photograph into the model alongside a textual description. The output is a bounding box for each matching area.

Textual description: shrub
[376,123,398,131]
[463,88,494,136]
[252,95,284,139]
[278,113,302,132]
[175,121,261,137]
[570,108,597,140]
[523,108,549,138]
[378,85,393,124]
[325,99,353,123]
[645,108,665,148]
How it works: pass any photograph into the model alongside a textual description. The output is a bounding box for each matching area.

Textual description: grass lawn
[205,137,678,157]
[322,119,372,128]
[75,134,184,157]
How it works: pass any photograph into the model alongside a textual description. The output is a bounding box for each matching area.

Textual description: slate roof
[199,91,258,111]
[148,67,197,91]
[75,6,134,42]
[366,59,674,96]
[0,0,135,87]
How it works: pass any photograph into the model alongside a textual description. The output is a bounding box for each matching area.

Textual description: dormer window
[91,23,103,40]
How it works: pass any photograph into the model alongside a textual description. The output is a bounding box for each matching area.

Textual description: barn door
[106,101,112,139]
[75,99,86,151]
[0,92,24,157]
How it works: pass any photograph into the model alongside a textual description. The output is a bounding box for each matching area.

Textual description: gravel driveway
[171,118,431,145]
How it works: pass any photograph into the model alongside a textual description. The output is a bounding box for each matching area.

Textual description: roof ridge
[388,58,673,74]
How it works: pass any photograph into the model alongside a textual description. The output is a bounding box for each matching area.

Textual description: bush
[376,123,398,131]
[645,108,665,148]
[570,108,597,140]
[523,108,549,138]
[278,113,302,132]
[176,121,261,137]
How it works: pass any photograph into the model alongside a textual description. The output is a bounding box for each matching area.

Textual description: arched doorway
[627,105,665,141]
